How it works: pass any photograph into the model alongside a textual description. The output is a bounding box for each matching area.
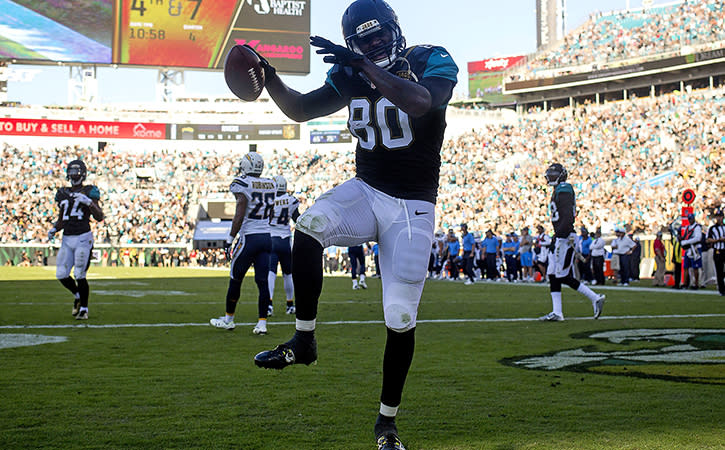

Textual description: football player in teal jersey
[49,160,104,320]
[237,1,458,448]
[539,163,605,322]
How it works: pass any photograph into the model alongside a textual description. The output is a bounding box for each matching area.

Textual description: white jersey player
[268,175,301,315]
[210,152,276,335]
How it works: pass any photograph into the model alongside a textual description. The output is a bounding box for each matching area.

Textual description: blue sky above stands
[7,0,657,105]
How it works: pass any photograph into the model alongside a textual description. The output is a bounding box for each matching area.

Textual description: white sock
[296,319,316,331]
[283,273,294,301]
[360,274,366,283]
[268,271,276,299]
[380,403,398,417]
[550,292,563,316]
[352,279,358,287]
[577,283,599,303]
[225,314,234,323]
[80,306,88,313]
[74,292,80,299]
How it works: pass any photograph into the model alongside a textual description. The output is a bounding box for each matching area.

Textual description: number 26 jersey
[230,174,276,235]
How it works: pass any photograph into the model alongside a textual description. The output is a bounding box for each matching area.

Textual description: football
[224,45,265,101]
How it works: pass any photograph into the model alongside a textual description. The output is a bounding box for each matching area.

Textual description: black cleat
[375,415,406,450]
[254,336,317,370]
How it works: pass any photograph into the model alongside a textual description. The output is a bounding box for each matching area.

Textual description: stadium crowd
[1,87,723,251]
[508,0,725,80]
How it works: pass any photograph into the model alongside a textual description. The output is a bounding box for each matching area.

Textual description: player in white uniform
[268,175,301,316]
[210,152,276,334]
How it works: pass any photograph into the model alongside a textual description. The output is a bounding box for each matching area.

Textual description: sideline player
[268,175,300,315]
[210,152,276,335]
[348,244,368,289]
[539,163,605,321]
[48,160,104,320]
[241,1,458,448]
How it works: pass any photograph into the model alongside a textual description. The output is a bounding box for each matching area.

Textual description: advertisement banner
[468,56,524,104]
[468,56,524,73]
[169,123,300,141]
[0,118,167,139]
[310,129,353,144]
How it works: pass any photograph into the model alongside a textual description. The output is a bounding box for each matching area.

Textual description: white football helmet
[273,175,287,194]
[238,152,264,176]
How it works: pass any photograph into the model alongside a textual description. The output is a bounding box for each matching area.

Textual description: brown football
[224,45,265,101]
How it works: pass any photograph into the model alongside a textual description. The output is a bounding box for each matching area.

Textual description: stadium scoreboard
[0,0,310,74]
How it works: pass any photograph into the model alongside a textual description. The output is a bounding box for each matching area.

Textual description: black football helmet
[342,0,406,68]
[544,163,567,186]
[66,160,87,186]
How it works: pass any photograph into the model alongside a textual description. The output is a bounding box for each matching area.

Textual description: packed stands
[2,85,723,249]
[507,0,725,81]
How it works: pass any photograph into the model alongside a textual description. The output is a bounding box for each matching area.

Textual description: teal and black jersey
[325,45,458,203]
[549,182,576,238]
[55,185,101,236]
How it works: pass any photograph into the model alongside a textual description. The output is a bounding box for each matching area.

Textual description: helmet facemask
[66,162,86,187]
[545,164,567,186]
[346,21,405,69]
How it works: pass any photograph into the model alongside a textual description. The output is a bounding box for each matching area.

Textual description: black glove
[243,45,276,79]
[310,35,363,66]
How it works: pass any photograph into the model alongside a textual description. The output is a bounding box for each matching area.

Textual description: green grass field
[1,267,723,449]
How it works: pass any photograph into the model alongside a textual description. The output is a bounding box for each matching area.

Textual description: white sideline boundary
[1,313,724,329]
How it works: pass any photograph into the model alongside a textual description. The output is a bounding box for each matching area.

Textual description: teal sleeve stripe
[325,67,342,96]
[422,49,459,82]
[88,186,101,200]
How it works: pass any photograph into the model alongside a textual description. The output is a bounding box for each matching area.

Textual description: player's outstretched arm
[265,76,347,123]
[243,45,346,122]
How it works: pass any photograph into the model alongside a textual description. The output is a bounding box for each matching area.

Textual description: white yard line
[1,314,724,329]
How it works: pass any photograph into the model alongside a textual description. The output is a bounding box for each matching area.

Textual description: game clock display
[116,0,240,68]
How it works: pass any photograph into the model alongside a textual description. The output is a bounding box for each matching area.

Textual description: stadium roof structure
[503,45,725,110]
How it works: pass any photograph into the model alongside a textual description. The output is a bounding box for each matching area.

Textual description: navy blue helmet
[66,159,87,186]
[341,0,406,68]
[545,163,567,186]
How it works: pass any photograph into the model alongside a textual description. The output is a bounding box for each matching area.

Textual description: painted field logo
[502,329,725,385]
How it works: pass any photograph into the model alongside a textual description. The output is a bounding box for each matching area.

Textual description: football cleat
[375,415,406,450]
[593,294,606,319]
[75,310,88,320]
[267,304,274,317]
[254,336,317,369]
[539,312,564,322]
[464,279,474,285]
[210,316,236,330]
[359,279,368,289]
[72,299,80,316]
[286,305,296,315]
[253,321,268,335]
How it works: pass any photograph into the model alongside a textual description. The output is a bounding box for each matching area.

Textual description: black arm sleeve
[300,84,348,119]
[419,77,456,108]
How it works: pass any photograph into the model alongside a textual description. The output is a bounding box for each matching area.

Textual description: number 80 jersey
[325,45,458,204]
[230,174,276,235]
